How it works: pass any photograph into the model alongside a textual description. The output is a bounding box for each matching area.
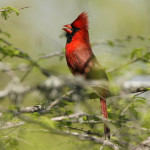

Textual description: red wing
[66,49,93,75]
[66,49,108,81]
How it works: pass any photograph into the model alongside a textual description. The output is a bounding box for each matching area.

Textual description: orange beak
[62,24,72,34]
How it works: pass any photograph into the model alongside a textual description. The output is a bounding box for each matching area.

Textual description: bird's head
[63,12,88,33]
[63,12,89,43]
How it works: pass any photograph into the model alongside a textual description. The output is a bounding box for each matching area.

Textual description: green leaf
[83,116,88,121]
[1,7,20,20]
[130,47,146,60]
[0,42,29,59]
[14,50,21,55]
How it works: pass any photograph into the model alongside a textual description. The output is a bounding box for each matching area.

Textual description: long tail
[100,99,110,139]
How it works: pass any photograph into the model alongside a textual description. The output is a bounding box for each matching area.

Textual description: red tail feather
[100,99,110,139]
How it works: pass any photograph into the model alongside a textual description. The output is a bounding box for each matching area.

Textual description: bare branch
[121,90,149,116]
[20,105,45,113]
[59,125,102,136]
[20,66,33,82]
[15,136,33,145]
[37,51,64,61]
[64,130,118,150]
[3,135,33,145]
[0,121,25,130]
[134,136,150,150]
[41,90,73,114]
[18,6,31,10]
[99,139,109,150]
[51,113,86,121]
[107,58,138,73]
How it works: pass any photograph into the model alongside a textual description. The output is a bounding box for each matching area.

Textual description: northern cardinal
[63,12,110,138]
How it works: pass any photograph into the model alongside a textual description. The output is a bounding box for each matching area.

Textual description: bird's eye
[72,27,80,32]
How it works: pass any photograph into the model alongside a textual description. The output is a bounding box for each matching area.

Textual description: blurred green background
[1,0,150,149]
[1,0,150,70]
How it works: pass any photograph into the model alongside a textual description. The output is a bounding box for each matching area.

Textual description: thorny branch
[0,109,149,149]
[2,111,150,133]
[0,109,119,150]
[0,36,149,149]
[37,51,64,61]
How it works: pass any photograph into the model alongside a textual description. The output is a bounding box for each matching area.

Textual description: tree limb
[134,136,150,150]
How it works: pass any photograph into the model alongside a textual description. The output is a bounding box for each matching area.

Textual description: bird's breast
[65,48,93,75]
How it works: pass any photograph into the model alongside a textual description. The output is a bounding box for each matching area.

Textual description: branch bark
[20,105,45,113]
[134,136,150,150]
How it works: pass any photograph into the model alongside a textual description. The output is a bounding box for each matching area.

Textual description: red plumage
[72,12,89,29]
[63,12,110,138]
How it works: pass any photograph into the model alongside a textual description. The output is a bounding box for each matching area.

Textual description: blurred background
[0,0,150,149]
[1,0,150,72]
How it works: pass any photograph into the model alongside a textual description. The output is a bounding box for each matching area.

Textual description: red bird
[63,12,110,138]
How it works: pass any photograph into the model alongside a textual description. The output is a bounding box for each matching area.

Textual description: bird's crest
[72,12,88,29]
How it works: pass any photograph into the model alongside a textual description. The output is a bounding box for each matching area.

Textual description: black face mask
[66,25,80,43]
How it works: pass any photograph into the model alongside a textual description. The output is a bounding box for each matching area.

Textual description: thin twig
[107,58,138,73]
[51,113,86,121]
[59,125,102,137]
[37,51,64,61]
[0,122,25,130]
[1,39,50,77]
[100,140,109,150]
[64,131,118,150]
[42,90,73,114]
[15,136,33,145]
[18,6,31,10]
[121,91,147,116]
[20,66,33,82]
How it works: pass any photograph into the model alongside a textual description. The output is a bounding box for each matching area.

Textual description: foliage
[1,7,19,20]
[0,5,150,150]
